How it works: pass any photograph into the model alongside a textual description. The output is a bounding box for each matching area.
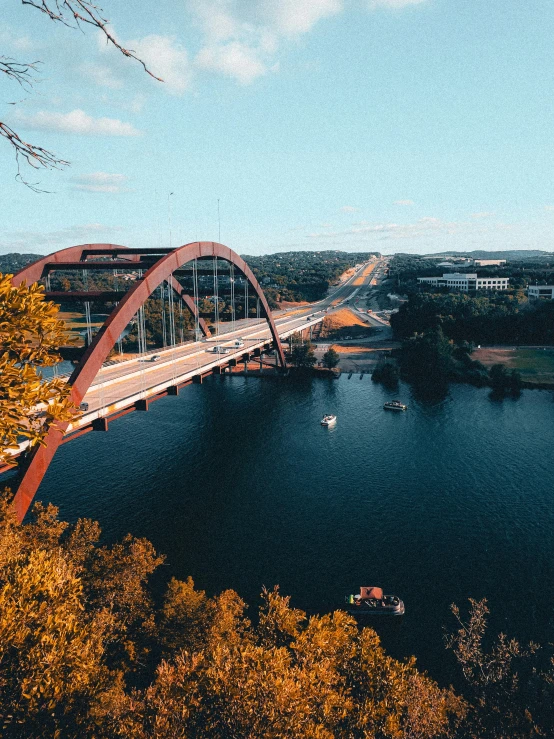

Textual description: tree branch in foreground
[22,0,163,81]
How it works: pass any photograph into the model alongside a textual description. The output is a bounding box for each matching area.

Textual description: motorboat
[383,400,407,411]
[345,586,404,617]
[321,414,337,427]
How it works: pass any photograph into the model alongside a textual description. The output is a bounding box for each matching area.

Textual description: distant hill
[0,252,43,274]
[426,250,553,262]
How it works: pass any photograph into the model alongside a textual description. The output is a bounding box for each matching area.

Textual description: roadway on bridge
[77,259,384,417]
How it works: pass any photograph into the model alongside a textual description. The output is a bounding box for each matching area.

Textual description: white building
[473,259,507,267]
[417,273,509,291]
[528,285,554,300]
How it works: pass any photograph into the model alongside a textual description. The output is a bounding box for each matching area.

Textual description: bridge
[3,242,376,522]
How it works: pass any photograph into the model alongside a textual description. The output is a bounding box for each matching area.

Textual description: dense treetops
[244,251,375,304]
[390,292,554,346]
[0,494,465,738]
[2,493,554,737]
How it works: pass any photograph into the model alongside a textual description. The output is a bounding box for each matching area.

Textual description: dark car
[79,402,89,412]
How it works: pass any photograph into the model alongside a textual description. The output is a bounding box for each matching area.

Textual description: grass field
[473,347,554,384]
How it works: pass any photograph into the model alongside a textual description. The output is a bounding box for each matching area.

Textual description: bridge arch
[11,241,285,522]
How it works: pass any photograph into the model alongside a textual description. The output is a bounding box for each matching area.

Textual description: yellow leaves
[0,496,466,736]
[0,273,75,465]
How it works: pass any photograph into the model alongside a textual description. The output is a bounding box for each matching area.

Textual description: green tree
[0,274,75,467]
[372,360,400,387]
[399,327,455,387]
[322,347,340,369]
[290,337,316,370]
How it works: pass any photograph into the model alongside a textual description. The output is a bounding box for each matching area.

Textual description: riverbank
[472,346,554,387]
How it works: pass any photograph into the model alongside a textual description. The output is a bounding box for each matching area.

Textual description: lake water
[24,374,554,684]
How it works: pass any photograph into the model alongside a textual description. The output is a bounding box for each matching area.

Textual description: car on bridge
[207,345,231,354]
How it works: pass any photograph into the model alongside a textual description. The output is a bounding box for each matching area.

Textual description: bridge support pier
[92,417,109,431]
[167,385,179,396]
[135,399,149,411]
[193,375,203,384]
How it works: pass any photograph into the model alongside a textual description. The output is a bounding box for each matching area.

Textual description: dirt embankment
[352,262,376,286]
[321,308,367,336]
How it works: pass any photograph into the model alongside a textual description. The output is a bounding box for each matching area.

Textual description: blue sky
[2,0,554,256]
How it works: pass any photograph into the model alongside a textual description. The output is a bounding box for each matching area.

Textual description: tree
[2,1,161,189]
[372,359,399,387]
[289,336,316,370]
[489,364,523,396]
[0,495,468,737]
[0,274,75,467]
[399,327,455,387]
[322,347,340,369]
[445,598,554,738]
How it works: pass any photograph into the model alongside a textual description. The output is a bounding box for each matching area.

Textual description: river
[28,374,554,684]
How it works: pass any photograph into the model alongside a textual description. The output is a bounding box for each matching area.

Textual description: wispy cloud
[0,223,124,254]
[72,172,130,193]
[341,205,359,213]
[394,199,414,206]
[80,63,124,90]
[15,109,141,136]
[128,35,192,95]
[0,27,37,52]
[190,0,343,84]
[471,211,494,219]
[544,205,554,212]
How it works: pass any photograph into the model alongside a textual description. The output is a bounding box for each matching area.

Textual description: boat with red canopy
[345,586,405,617]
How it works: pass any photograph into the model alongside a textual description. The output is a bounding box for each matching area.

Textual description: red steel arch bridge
[4,242,349,522]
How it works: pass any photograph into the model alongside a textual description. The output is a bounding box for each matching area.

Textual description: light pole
[168,192,174,249]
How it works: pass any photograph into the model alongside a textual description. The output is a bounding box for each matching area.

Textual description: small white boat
[321,414,337,427]
[384,400,407,411]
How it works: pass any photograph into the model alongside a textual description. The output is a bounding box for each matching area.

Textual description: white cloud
[394,199,414,206]
[544,205,554,212]
[15,109,141,136]
[190,0,343,83]
[128,35,192,95]
[72,172,130,193]
[260,0,343,36]
[471,211,494,219]
[0,28,36,51]
[80,63,124,90]
[196,42,267,84]
[341,205,359,213]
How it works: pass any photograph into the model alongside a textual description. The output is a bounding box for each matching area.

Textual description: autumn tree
[445,598,554,738]
[0,273,75,467]
[0,493,467,738]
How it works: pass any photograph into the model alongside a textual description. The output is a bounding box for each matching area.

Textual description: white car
[207,346,230,354]
[234,339,245,348]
